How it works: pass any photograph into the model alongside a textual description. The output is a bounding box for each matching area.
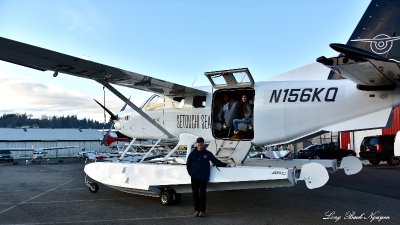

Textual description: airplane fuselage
[114,79,400,145]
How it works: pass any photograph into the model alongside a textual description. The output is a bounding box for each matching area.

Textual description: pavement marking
[59,187,86,191]
[0,188,87,193]
[0,190,27,193]
[25,198,131,204]
[6,212,242,225]
[0,179,74,215]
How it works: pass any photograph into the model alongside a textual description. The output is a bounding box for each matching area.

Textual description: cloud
[0,61,152,123]
[0,75,124,121]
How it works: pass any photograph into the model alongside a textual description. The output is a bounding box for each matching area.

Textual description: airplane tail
[346,0,400,60]
[328,0,400,79]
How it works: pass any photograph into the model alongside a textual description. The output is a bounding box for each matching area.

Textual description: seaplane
[1,0,399,205]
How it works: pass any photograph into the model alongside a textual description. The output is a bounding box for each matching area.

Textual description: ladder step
[219,147,235,151]
[216,157,232,163]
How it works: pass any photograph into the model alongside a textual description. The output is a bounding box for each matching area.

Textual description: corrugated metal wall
[382,107,400,135]
[1,141,109,159]
[0,129,112,159]
[340,132,351,149]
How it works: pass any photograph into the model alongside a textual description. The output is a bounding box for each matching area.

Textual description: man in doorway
[186,137,228,217]
[216,94,240,137]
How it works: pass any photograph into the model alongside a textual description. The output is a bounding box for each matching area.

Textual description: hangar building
[0,128,108,159]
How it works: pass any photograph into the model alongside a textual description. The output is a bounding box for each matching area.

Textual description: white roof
[0,128,103,141]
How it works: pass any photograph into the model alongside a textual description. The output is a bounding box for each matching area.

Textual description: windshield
[304,145,316,151]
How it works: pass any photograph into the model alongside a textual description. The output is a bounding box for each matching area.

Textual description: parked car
[359,135,399,166]
[0,150,14,162]
[297,143,356,160]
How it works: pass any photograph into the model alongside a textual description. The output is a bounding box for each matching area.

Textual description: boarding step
[217,147,235,157]
[216,156,235,164]
[208,139,252,164]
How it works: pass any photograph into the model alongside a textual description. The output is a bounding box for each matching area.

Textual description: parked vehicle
[359,135,400,166]
[297,143,356,160]
[0,150,14,162]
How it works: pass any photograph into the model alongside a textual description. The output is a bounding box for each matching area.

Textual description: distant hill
[0,113,111,129]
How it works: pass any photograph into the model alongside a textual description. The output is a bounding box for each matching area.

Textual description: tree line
[0,113,111,129]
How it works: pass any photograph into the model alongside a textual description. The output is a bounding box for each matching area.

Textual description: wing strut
[96,79,175,139]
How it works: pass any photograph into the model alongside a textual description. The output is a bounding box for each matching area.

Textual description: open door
[205,68,254,89]
[205,68,255,140]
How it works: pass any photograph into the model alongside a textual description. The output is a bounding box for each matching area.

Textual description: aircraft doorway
[212,89,255,140]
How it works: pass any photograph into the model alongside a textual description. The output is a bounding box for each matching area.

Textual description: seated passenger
[232,94,253,138]
[215,94,240,136]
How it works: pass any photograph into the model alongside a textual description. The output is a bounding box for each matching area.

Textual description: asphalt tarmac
[0,160,399,225]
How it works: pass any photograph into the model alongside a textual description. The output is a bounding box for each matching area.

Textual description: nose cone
[113,121,121,130]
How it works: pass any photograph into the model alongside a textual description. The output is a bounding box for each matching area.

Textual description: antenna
[191,76,198,87]
[103,86,106,124]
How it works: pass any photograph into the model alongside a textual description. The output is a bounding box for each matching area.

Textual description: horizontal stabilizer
[317,42,400,90]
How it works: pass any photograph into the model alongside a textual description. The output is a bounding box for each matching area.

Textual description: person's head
[223,94,230,103]
[241,94,248,103]
[196,137,205,151]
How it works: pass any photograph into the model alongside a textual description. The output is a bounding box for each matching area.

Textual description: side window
[370,137,378,145]
[144,95,164,111]
[193,96,206,108]
[172,97,185,109]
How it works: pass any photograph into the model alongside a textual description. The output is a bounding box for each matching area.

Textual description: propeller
[94,96,131,145]
[94,99,118,121]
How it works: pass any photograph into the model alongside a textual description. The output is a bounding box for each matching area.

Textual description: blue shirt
[186,148,227,181]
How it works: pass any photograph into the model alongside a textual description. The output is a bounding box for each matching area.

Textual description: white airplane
[0,0,398,205]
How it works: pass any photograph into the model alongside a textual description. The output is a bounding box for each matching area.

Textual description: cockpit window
[193,96,206,108]
[144,95,164,111]
[172,97,185,109]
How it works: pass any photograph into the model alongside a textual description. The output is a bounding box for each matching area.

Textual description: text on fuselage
[269,87,338,103]
[177,114,211,129]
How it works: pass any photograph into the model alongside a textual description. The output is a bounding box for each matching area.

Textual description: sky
[0,0,371,122]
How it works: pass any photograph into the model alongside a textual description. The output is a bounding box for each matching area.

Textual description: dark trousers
[191,177,208,212]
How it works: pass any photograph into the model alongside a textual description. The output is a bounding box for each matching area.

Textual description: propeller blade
[119,96,131,112]
[94,99,117,120]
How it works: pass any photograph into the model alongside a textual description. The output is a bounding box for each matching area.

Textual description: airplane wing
[0,37,207,96]
[317,43,400,90]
